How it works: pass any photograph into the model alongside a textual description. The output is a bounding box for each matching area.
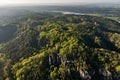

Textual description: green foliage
[0,13,120,80]
[0,53,11,80]
[115,66,120,74]
[12,52,49,80]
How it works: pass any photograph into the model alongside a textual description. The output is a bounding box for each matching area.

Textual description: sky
[0,0,120,5]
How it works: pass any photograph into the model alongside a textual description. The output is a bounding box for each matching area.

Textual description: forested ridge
[0,13,120,80]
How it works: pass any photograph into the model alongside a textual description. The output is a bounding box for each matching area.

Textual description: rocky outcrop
[49,54,119,80]
[79,69,91,80]
[99,68,112,80]
[49,54,61,66]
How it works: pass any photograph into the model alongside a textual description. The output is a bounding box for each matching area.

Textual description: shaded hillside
[0,24,17,43]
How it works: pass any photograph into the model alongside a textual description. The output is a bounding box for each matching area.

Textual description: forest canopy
[0,12,120,80]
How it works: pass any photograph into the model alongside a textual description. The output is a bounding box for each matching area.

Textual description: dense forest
[0,11,120,80]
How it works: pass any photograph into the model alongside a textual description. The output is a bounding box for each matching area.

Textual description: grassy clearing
[107,17,119,21]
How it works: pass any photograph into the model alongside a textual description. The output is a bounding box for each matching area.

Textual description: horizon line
[0,2,120,7]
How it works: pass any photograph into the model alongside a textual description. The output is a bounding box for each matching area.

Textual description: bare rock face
[49,56,53,65]
[49,54,61,66]
[99,68,113,80]
[77,68,119,80]
[79,69,91,80]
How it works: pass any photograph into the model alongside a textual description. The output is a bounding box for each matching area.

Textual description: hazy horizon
[0,0,120,6]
